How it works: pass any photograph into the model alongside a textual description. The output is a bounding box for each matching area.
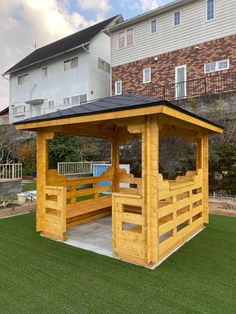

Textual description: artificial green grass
[22,182,36,192]
[0,214,235,314]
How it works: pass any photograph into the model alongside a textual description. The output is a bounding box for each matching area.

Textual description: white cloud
[122,0,168,12]
[0,0,108,110]
[77,0,111,13]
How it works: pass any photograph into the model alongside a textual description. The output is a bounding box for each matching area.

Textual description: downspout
[82,44,91,101]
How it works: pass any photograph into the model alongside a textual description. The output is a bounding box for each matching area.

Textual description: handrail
[126,71,236,101]
[0,163,22,180]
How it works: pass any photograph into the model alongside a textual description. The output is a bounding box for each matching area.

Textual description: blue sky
[0,0,173,109]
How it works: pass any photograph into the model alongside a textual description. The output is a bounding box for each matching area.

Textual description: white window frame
[115,81,122,95]
[175,65,187,99]
[63,97,70,106]
[48,100,54,109]
[206,0,215,22]
[204,59,230,73]
[173,10,181,27]
[42,67,48,79]
[64,57,78,71]
[143,68,151,84]
[98,58,106,71]
[150,19,157,34]
[18,74,28,85]
[117,28,134,49]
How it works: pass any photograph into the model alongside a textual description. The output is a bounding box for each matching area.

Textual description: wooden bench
[66,197,112,227]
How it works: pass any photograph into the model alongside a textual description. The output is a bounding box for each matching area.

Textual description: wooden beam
[15,105,223,134]
[15,106,164,130]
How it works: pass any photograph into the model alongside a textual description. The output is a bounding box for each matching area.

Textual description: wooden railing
[157,170,204,261]
[43,186,66,241]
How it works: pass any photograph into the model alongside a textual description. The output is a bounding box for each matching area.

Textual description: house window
[115,81,122,95]
[80,94,87,103]
[143,68,151,83]
[13,105,25,115]
[64,60,71,71]
[18,74,28,85]
[71,94,87,105]
[63,97,70,106]
[206,0,215,21]
[151,19,157,33]
[126,28,134,46]
[48,101,54,109]
[71,95,80,106]
[174,11,181,26]
[118,31,125,49]
[204,59,230,73]
[42,67,48,78]
[118,29,133,49]
[105,62,110,73]
[98,58,105,71]
[64,57,78,71]
[71,57,78,69]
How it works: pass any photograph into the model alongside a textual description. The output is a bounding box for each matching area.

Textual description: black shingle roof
[4,16,119,75]
[14,94,223,130]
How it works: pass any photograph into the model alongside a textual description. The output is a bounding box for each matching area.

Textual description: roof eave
[3,41,91,76]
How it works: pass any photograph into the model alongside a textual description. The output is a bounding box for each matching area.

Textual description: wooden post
[111,138,119,192]
[36,131,54,232]
[196,133,209,224]
[142,115,159,265]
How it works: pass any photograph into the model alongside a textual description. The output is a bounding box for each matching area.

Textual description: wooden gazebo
[15,95,223,268]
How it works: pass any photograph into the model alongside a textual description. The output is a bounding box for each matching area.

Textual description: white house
[3,15,123,123]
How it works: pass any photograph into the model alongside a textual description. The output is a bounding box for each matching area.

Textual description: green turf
[22,182,36,192]
[0,214,235,314]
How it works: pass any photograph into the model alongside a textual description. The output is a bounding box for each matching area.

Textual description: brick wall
[112,35,236,97]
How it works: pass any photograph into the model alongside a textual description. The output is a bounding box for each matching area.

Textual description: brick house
[109,0,236,100]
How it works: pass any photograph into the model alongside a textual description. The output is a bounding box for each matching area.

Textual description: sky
[0,0,172,111]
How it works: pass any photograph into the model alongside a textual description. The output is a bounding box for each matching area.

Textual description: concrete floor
[65,216,113,257]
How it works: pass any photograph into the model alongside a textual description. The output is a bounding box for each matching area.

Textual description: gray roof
[4,15,121,75]
[14,94,223,129]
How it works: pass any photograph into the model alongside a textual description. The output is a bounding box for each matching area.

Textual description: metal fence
[0,163,22,180]
[132,71,236,101]
[57,161,110,176]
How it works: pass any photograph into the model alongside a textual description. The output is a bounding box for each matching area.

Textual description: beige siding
[111,0,236,67]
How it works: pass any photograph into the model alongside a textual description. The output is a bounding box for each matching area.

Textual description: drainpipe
[82,44,91,101]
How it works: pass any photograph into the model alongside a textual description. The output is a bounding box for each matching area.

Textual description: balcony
[133,71,236,101]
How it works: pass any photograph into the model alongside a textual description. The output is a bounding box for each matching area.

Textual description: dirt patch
[0,202,36,219]
[209,199,236,217]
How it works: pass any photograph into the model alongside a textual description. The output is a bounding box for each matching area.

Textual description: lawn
[0,214,235,314]
[22,182,36,192]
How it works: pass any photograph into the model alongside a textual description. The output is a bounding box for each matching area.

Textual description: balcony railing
[0,163,22,181]
[135,71,236,101]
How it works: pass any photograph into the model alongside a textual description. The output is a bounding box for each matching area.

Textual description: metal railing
[0,163,22,180]
[57,161,110,176]
[0,115,9,125]
[132,71,236,101]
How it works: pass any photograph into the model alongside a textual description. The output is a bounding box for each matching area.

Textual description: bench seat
[66,197,112,219]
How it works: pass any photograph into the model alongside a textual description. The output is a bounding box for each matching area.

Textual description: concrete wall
[0,180,21,197]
